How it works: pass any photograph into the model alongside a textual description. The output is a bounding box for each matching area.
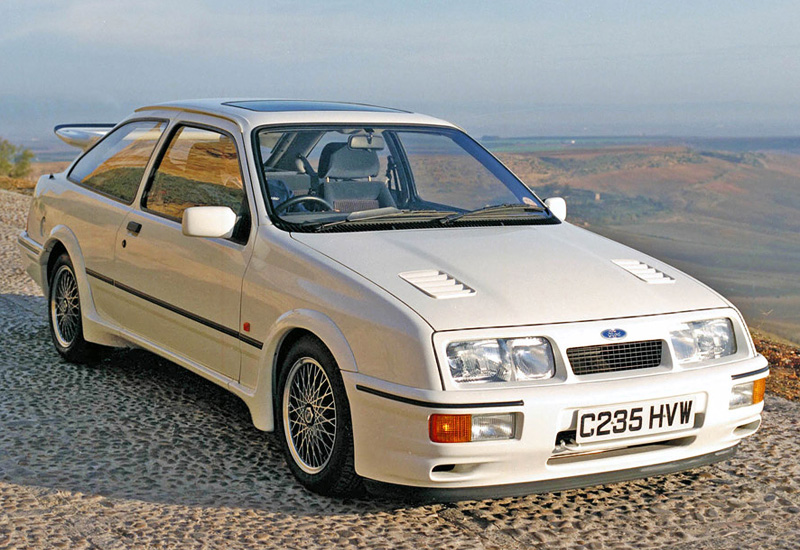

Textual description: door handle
[126,221,142,235]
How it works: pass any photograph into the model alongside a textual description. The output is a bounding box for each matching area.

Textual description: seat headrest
[318,142,380,180]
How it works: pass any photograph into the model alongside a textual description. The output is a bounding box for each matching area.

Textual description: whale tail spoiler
[54,123,116,150]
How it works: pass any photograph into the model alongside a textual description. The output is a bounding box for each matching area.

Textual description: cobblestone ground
[1,189,799,549]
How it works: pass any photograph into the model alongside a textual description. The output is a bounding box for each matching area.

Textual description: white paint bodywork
[18,99,768,494]
[290,224,730,331]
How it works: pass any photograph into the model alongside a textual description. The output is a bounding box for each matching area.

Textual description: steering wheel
[275,195,334,214]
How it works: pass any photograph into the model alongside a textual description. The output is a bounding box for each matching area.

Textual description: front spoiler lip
[363,443,738,503]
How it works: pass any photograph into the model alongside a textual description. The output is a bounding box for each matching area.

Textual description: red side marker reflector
[243,322,250,332]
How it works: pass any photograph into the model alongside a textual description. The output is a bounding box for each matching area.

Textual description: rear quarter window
[69,120,166,203]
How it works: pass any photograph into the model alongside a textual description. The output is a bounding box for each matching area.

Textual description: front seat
[317,142,396,212]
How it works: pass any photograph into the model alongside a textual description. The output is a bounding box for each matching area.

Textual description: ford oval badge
[601,328,627,339]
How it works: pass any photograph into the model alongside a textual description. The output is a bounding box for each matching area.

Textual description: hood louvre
[399,270,476,299]
[612,259,675,284]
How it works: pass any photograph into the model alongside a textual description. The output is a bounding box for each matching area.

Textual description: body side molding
[356,384,524,409]
[85,268,263,349]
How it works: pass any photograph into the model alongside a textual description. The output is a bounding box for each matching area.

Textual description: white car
[18,100,768,499]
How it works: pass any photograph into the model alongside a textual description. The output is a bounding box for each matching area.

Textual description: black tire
[275,335,363,497]
[47,253,98,364]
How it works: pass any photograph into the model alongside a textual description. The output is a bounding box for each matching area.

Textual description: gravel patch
[1,190,799,549]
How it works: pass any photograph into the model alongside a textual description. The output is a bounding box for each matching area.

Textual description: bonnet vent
[612,259,675,284]
[398,270,476,299]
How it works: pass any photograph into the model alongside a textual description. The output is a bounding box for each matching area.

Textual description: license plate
[575,395,698,444]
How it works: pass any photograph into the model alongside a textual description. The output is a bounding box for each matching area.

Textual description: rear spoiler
[54,123,116,150]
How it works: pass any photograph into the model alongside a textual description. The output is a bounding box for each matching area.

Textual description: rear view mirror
[545,197,567,221]
[182,206,237,238]
[348,134,385,150]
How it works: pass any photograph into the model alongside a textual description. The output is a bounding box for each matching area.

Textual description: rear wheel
[48,253,98,363]
[276,336,363,497]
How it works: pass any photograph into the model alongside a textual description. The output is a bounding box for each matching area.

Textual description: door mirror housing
[182,206,237,238]
[545,197,567,221]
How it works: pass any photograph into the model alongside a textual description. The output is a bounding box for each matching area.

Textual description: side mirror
[182,206,237,238]
[545,197,567,221]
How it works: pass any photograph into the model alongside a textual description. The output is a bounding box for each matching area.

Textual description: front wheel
[276,336,363,497]
[48,253,98,364]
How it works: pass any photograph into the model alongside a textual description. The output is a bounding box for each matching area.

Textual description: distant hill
[490,144,800,345]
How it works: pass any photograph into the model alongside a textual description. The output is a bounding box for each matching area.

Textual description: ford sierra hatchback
[17,100,768,499]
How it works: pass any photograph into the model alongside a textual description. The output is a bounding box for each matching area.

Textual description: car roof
[223,100,408,113]
[133,99,457,130]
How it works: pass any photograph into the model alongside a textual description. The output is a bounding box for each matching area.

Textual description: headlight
[446,337,555,384]
[670,318,736,364]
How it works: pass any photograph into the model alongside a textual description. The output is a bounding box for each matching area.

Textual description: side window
[69,120,166,203]
[143,126,250,242]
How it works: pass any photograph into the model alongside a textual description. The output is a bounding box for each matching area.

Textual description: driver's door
[111,120,254,380]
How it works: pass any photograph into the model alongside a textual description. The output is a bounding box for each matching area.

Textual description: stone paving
[1,188,799,549]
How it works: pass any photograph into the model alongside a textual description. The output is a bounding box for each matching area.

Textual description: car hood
[291,223,729,331]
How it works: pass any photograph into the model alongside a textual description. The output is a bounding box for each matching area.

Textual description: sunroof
[224,100,406,113]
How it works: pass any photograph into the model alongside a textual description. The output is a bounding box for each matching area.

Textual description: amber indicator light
[429,414,472,443]
[753,377,766,404]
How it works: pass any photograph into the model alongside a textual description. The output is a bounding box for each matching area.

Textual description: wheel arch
[41,226,89,299]
[245,309,358,432]
[40,226,124,348]
[45,240,68,286]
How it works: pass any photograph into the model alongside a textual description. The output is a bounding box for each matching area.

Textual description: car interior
[261,129,399,216]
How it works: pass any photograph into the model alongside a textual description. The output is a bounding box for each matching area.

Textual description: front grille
[567,340,663,375]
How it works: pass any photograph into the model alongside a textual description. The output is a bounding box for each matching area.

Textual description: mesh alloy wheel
[47,253,99,364]
[282,357,338,474]
[50,264,81,348]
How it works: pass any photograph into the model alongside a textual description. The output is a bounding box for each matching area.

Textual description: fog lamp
[429,413,516,443]
[730,381,755,409]
[471,413,516,441]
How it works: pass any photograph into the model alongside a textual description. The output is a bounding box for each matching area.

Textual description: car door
[111,120,255,380]
[59,120,167,321]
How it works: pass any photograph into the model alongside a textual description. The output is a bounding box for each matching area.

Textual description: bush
[0,138,34,178]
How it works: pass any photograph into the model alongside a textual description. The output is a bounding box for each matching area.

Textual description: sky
[2,0,800,143]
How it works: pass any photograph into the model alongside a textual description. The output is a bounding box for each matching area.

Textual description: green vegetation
[0,137,34,178]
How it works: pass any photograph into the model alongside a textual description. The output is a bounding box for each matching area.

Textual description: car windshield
[255,125,556,232]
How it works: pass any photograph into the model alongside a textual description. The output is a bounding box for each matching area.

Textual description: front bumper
[343,353,767,497]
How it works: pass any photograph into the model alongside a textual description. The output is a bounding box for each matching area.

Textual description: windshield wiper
[439,203,545,225]
[314,208,457,231]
